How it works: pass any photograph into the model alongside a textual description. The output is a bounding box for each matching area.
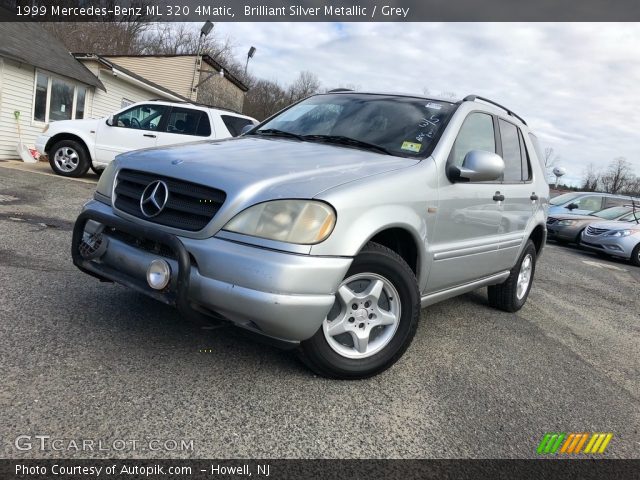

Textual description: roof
[73,54,189,102]
[0,23,104,90]
[94,53,249,92]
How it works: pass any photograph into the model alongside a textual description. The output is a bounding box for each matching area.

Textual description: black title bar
[1,0,640,22]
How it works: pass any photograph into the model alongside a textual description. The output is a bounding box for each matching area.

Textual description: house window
[32,70,87,123]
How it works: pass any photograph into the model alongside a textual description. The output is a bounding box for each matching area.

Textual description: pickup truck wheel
[49,140,90,177]
[298,242,420,379]
[487,240,536,312]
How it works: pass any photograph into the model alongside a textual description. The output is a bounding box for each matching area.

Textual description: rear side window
[221,115,255,137]
[165,108,211,137]
[518,130,531,181]
[603,197,627,208]
[498,119,522,182]
[449,112,496,169]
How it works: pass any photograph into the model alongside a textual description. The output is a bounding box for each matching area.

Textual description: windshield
[253,93,455,157]
[550,192,582,206]
[619,211,640,222]
[592,206,630,220]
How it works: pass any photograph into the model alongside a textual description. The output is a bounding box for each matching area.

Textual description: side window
[165,108,211,137]
[221,115,255,137]
[518,130,531,181]
[449,112,496,169]
[498,119,523,183]
[114,104,167,131]
[603,197,626,208]
[575,196,604,211]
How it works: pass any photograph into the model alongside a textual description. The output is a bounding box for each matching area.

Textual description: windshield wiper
[302,135,393,156]
[254,129,305,141]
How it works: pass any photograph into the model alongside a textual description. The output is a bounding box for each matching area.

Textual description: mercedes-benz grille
[114,169,226,231]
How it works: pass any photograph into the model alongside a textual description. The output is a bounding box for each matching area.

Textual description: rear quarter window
[221,115,255,137]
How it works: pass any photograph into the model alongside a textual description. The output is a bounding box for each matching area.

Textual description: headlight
[557,219,577,226]
[95,162,117,200]
[605,229,635,237]
[224,200,336,244]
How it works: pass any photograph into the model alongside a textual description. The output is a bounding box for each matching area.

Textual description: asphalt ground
[1,164,638,459]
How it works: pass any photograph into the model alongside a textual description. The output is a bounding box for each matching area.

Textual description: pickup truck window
[255,93,454,158]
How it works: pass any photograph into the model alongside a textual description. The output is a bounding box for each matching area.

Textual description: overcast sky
[215,23,640,186]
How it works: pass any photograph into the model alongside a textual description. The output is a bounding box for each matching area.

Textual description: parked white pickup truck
[35,100,257,177]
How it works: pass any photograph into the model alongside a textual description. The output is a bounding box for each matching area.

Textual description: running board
[420,271,511,307]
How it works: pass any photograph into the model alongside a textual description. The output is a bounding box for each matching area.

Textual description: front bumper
[35,134,50,156]
[547,224,581,242]
[72,201,352,343]
[580,231,637,259]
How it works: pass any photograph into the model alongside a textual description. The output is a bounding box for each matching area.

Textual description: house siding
[88,63,175,118]
[0,59,44,160]
[105,56,196,100]
[197,66,245,112]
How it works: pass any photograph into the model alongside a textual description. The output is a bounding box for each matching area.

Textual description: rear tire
[488,240,537,312]
[48,140,90,177]
[298,242,420,379]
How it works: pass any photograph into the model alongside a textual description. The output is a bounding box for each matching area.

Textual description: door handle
[143,134,156,138]
[493,192,505,202]
[530,193,539,201]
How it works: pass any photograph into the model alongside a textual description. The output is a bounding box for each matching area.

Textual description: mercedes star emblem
[140,180,169,218]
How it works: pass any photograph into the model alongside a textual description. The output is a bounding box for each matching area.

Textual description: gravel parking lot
[1,165,638,459]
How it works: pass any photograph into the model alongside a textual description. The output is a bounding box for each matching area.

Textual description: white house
[0,24,186,161]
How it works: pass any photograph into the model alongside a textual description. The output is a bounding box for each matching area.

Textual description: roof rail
[147,98,243,115]
[463,95,527,126]
[328,88,354,93]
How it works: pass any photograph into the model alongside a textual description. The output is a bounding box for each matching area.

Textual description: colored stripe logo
[537,433,613,454]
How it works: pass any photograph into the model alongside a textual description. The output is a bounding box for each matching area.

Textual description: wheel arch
[46,133,94,162]
[528,223,546,254]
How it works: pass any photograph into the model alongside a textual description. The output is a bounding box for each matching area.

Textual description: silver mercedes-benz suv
[72,92,549,379]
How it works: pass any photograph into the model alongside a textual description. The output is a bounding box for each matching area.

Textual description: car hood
[549,214,597,221]
[115,137,419,200]
[586,220,639,230]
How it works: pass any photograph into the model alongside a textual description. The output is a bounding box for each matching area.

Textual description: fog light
[146,259,171,290]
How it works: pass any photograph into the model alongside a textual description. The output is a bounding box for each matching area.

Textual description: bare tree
[287,71,321,103]
[41,1,154,55]
[243,72,321,120]
[243,78,289,120]
[580,163,601,192]
[600,157,634,194]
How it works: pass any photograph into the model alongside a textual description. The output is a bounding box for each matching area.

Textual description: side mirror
[450,150,505,182]
[240,124,255,136]
[106,116,114,127]
[567,202,579,210]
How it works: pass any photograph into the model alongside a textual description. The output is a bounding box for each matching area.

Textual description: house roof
[0,23,104,90]
[73,54,190,102]
[95,54,249,92]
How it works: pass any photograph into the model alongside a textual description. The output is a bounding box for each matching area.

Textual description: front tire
[488,240,537,312]
[298,242,420,379]
[631,244,640,267]
[49,140,90,177]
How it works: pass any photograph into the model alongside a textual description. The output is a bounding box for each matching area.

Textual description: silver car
[580,212,640,266]
[547,205,638,244]
[72,92,549,378]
